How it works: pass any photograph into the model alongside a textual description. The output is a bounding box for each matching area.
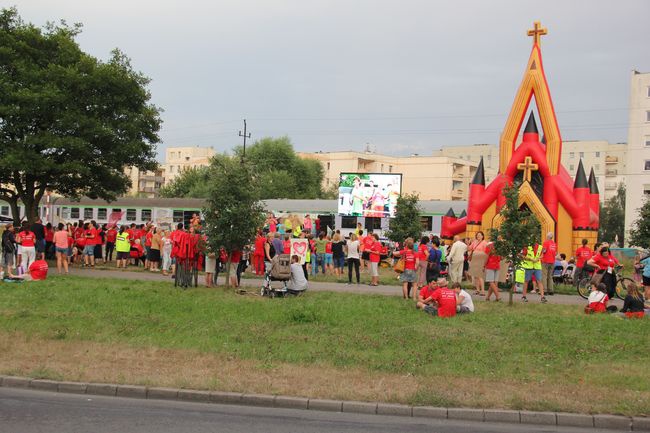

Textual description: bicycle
[576,265,634,300]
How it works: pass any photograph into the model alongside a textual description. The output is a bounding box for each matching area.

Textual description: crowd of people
[1,211,647,318]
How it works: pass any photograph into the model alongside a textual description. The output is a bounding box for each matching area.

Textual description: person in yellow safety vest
[520,244,547,304]
[115,227,131,269]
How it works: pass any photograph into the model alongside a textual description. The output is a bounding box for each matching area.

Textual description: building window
[70,207,80,219]
[420,216,432,231]
[97,208,107,220]
[141,209,152,221]
[595,151,600,157]
[83,208,94,220]
[645,160,650,171]
[569,164,574,171]
[647,87,650,97]
[569,152,574,159]
[644,184,650,195]
[647,111,650,122]
[326,162,330,171]
[173,210,184,223]
[389,165,393,173]
[0,206,8,216]
[645,137,650,147]
[126,209,137,221]
[579,152,584,158]
[381,164,384,172]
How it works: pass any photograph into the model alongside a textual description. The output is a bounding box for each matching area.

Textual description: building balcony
[605,156,619,164]
[605,183,617,190]
[451,189,464,199]
[605,169,618,176]
[140,175,165,183]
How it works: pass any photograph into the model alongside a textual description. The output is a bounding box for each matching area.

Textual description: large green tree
[202,157,265,287]
[0,8,161,223]
[489,183,541,305]
[386,193,422,243]
[628,196,650,248]
[598,184,625,246]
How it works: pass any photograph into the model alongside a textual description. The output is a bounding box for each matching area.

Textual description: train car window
[420,216,432,231]
[126,209,137,221]
[141,209,152,221]
[0,206,8,216]
[97,208,107,220]
[341,216,357,229]
[365,217,381,230]
[173,210,184,223]
[84,208,94,220]
[70,208,79,219]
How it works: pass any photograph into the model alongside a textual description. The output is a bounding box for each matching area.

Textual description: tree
[386,193,422,243]
[489,183,541,305]
[202,157,265,287]
[0,8,161,224]
[628,195,650,248]
[598,183,625,246]
[159,166,211,198]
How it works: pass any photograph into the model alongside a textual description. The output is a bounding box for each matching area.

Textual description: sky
[11,0,650,160]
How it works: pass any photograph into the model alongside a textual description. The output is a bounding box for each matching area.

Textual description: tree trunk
[509,282,514,306]
[224,254,232,288]
[8,198,20,227]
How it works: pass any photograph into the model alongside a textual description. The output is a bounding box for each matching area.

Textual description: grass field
[0,275,648,415]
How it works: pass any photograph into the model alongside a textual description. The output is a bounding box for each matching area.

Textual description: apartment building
[624,70,650,241]
[124,166,166,198]
[298,151,477,201]
[163,146,215,184]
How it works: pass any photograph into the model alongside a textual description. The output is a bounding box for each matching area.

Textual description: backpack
[427,247,441,271]
[271,254,292,280]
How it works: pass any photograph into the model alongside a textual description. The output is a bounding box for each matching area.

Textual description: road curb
[1,375,646,431]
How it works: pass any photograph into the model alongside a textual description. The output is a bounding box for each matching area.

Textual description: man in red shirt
[574,239,593,285]
[105,225,117,262]
[541,232,557,295]
[369,234,381,286]
[416,280,438,311]
[428,278,457,317]
[83,222,97,267]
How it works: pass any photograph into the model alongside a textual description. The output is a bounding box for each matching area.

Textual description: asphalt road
[0,388,622,433]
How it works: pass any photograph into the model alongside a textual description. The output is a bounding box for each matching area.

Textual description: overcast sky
[12,0,650,159]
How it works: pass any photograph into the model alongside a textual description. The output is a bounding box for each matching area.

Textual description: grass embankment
[0,276,648,415]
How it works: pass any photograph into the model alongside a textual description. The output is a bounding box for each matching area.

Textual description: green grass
[1,275,648,414]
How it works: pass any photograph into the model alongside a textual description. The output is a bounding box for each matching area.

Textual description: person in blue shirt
[640,254,650,300]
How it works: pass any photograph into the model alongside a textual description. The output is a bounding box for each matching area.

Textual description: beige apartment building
[124,166,166,198]
[624,70,650,242]
[298,151,478,200]
[163,146,215,184]
[437,140,627,201]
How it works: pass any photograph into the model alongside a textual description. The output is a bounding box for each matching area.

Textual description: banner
[289,239,309,265]
[108,211,123,227]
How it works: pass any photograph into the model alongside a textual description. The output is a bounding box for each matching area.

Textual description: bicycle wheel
[616,277,634,301]
[577,277,591,300]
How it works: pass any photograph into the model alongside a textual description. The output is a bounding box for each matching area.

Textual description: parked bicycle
[576,265,634,300]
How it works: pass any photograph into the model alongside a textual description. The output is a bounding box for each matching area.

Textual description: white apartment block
[624,70,650,243]
[124,166,165,198]
[163,146,215,184]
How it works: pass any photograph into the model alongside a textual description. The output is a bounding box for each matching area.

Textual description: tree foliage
[0,8,161,223]
[159,166,211,198]
[489,183,541,304]
[628,195,650,248]
[202,157,265,287]
[386,193,422,242]
[598,183,625,246]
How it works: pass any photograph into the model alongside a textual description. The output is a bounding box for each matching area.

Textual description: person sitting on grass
[288,254,308,293]
[620,282,646,319]
[427,278,457,318]
[453,282,474,314]
[416,279,437,313]
[586,283,617,313]
[130,239,146,267]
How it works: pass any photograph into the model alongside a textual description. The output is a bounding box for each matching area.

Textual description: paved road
[61,267,621,307]
[0,388,620,433]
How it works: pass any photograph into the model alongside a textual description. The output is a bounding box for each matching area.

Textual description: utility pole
[238,119,251,163]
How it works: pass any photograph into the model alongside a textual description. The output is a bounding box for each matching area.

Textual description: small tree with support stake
[489,183,541,305]
[386,193,422,243]
[202,156,265,288]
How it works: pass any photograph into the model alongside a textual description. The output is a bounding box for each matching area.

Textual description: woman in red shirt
[253,231,266,276]
[416,237,430,290]
[484,241,502,302]
[393,238,419,300]
[587,247,620,300]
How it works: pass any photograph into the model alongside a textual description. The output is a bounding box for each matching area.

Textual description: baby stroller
[261,254,292,298]
[552,265,565,284]
[562,263,576,285]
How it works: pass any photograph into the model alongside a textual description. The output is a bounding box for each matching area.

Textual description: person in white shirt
[288,255,308,293]
[447,236,467,284]
[345,233,361,284]
[453,282,475,314]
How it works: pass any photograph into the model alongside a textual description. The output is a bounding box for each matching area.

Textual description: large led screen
[337,173,402,218]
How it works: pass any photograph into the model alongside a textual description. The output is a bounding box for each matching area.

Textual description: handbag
[393,257,405,273]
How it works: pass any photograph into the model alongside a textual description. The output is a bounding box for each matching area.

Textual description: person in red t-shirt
[105,226,117,262]
[416,280,438,311]
[17,222,37,270]
[574,239,593,285]
[429,278,457,317]
[369,234,382,286]
[82,222,97,267]
[484,242,502,302]
[541,232,557,295]
[27,259,49,281]
[230,249,242,287]
[587,247,620,299]
[392,238,419,300]
[416,237,430,289]
[283,235,291,254]
[253,231,267,276]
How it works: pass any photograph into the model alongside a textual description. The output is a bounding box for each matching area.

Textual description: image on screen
[337,173,402,218]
